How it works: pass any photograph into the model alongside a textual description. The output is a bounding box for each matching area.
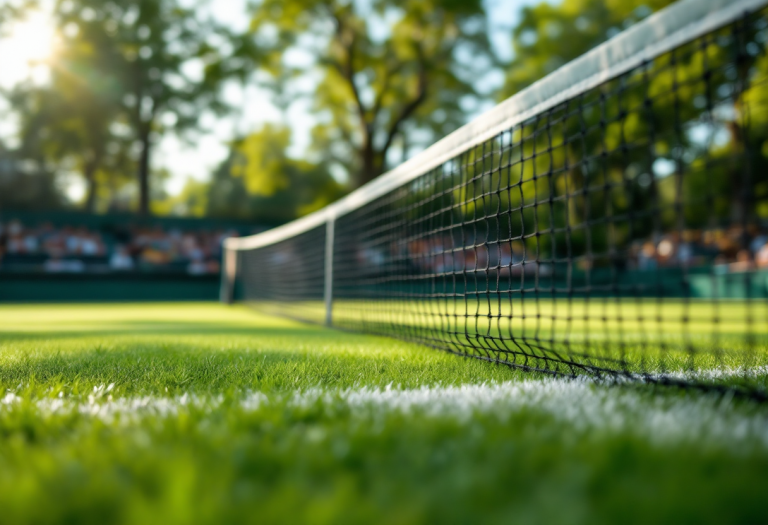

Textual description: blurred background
[1,0,766,301]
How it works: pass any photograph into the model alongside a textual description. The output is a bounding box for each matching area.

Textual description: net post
[324,217,335,327]
[220,245,237,304]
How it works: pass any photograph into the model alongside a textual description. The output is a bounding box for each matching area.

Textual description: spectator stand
[0,210,268,301]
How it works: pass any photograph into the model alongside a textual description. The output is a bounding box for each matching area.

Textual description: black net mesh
[238,225,327,325]
[233,7,768,397]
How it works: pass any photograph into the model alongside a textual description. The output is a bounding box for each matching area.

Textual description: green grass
[1,303,768,525]
[263,298,768,380]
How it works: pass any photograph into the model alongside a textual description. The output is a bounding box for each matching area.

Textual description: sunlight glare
[0,11,58,87]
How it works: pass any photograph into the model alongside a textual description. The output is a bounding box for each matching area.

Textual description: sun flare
[0,10,58,87]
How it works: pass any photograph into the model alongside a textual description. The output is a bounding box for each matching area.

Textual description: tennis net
[224,0,768,398]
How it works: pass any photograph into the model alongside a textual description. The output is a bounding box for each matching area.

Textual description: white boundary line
[4,378,767,449]
[226,0,768,251]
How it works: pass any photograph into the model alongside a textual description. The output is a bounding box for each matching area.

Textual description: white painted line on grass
[2,377,768,451]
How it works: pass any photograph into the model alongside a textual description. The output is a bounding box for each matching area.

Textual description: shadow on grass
[0,318,345,342]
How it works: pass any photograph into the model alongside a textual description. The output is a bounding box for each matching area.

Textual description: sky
[0,0,539,200]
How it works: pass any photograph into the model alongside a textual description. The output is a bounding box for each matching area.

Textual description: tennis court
[3,0,768,522]
[1,303,767,524]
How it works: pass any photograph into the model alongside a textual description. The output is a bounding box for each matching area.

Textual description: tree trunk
[138,127,151,216]
[357,141,380,188]
[83,160,98,213]
[358,136,384,188]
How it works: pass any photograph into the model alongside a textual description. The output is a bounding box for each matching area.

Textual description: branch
[327,8,370,141]
[130,60,160,135]
[371,59,403,122]
[336,120,356,149]
[380,49,428,164]
[369,37,402,121]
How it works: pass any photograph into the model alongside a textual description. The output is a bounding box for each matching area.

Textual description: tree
[0,141,68,211]
[0,0,35,34]
[152,176,209,217]
[206,124,345,223]
[246,0,497,188]
[52,0,232,215]
[8,27,132,212]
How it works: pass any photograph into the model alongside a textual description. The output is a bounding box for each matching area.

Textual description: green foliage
[7,20,134,212]
[57,0,233,214]
[0,0,35,36]
[3,0,234,215]
[151,177,209,217]
[246,0,497,187]
[205,125,345,223]
[232,125,294,197]
[0,142,69,211]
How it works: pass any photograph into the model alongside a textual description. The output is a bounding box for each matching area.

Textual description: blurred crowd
[4,216,767,279]
[353,226,768,276]
[629,227,768,273]
[0,219,238,275]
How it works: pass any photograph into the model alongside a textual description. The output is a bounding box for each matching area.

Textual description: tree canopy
[2,0,766,232]
[5,0,234,215]
[246,0,497,188]
[205,124,344,223]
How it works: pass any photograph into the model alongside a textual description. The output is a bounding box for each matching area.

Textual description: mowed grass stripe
[0,303,520,395]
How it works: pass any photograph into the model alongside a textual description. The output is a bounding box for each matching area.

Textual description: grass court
[1,303,767,524]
